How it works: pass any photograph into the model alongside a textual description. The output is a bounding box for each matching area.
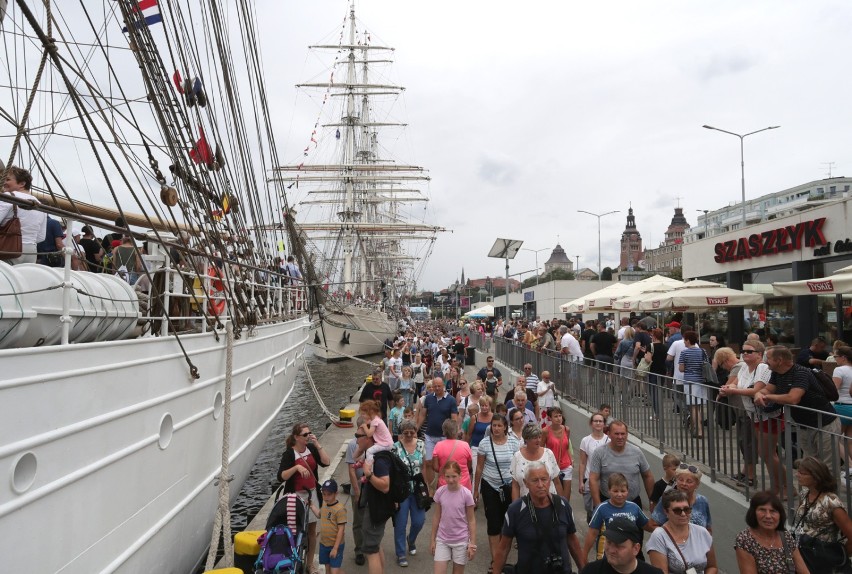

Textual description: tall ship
[0,1,310,572]
[273,3,444,361]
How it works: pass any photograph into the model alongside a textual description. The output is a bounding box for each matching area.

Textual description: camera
[544,554,563,572]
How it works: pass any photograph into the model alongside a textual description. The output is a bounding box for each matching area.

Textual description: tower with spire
[643,207,691,272]
[544,244,573,275]
[619,205,643,270]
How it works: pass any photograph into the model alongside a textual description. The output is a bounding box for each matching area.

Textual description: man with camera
[492,461,585,573]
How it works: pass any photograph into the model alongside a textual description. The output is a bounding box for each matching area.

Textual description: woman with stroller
[278,423,331,574]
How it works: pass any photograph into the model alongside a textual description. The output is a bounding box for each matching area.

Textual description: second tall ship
[273,3,444,361]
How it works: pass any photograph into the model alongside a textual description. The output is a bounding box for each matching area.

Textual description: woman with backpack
[277,423,331,574]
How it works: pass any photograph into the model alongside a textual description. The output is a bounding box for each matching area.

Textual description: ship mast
[341,2,358,295]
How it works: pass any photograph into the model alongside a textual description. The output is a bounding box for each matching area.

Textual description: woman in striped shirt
[473,414,520,572]
[679,331,710,438]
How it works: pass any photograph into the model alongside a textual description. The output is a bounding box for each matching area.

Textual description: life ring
[207,266,226,316]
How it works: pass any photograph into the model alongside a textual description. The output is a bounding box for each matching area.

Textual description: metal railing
[490,336,852,512]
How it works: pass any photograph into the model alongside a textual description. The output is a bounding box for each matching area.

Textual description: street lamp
[577,210,619,283]
[702,124,780,228]
[488,238,523,322]
[696,209,709,238]
[521,247,549,285]
[575,255,580,276]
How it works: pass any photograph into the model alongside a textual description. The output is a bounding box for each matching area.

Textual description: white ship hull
[314,306,397,361]
[0,317,311,574]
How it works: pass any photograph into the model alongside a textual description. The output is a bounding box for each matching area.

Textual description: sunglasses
[678,463,700,474]
[741,350,758,355]
[300,432,311,437]
[354,433,366,438]
[670,506,693,516]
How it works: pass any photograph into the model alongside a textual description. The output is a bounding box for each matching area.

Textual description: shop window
[765,297,795,344]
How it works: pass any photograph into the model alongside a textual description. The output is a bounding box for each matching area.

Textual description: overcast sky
[262,0,852,292]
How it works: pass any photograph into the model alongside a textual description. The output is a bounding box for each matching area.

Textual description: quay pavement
[236,349,747,574]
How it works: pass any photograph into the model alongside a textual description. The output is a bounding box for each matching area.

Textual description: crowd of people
[271,318,852,574]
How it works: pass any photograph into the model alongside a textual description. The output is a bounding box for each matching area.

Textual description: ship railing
[46,245,307,342]
[491,335,852,514]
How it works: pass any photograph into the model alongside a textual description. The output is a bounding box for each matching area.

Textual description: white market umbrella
[632,281,764,311]
[467,304,495,318]
[585,275,684,311]
[614,280,724,311]
[560,282,626,313]
[772,267,852,296]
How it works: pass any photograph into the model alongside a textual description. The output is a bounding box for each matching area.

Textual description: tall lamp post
[702,124,780,228]
[577,210,619,283]
[488,238,524,322]
[521,247,549,285]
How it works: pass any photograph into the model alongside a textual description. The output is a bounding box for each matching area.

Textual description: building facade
[620,207,643,271]
[644,207,690,272]
[543,244,574,275]
[683,191,852,346]
[685,176,852,242]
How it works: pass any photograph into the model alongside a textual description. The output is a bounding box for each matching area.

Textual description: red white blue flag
[122,0,163,32]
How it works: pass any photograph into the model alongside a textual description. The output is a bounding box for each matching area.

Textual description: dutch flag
[122,0,163,32]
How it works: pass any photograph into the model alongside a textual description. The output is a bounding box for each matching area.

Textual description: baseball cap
[665,321,681,329]
[321,479,338,492]
[602,517,642,544]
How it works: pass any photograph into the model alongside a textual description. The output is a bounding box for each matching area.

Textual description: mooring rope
[302,355,340,423]
[205,321,234,570]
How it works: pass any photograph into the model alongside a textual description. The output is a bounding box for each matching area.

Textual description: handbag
[0,204,22,260]
[398,442,431,509]
[490,437,513,503]
[702,351,719,386]
[795,495,850,572]
[663,525,695,572]
[799,533,848,571]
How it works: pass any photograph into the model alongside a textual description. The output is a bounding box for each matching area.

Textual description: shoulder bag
[398,441,431,510]
[795,495,849,572]
[663,525,696,573]
[490,437,513,503]
[0,204,22,260]
[702,349,719,386]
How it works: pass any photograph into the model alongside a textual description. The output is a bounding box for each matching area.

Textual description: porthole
[213,391,224,419]
[11,452,37,494]
[244,378,252,401]
[158,414,174,450]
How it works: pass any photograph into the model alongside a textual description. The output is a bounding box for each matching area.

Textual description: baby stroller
[255,491,309,574]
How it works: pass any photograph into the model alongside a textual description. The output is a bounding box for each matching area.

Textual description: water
[228,348,380,531]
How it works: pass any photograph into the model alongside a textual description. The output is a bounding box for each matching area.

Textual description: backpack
[374,449,412,504]
[255,525,303,574]
[811,368,839,402]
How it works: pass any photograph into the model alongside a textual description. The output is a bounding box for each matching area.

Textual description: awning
[624,281,764,311]
[772,267,852,296]
[560,283,626,313]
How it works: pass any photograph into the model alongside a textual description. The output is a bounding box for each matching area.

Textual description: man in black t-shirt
[358,368,394,422]
[756,345,839,468]
[796,337,829,368]
[632,323,652,367]
[579,517,663,574]
[78,226,104,272]
[590,324,617,372]
[360,439,392,574]
[476,356,503,386]
[492,463,584,574]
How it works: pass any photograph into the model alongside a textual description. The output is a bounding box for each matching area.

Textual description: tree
[601,267,613,281]
[669,266,683,281]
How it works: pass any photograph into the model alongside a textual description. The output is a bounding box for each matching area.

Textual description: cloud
[478,157,518,186]
[694,49,759,81]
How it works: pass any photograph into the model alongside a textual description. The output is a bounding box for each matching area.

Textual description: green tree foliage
[602,267,613,280]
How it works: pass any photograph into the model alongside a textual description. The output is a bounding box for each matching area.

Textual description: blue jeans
[394,493,426,558]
